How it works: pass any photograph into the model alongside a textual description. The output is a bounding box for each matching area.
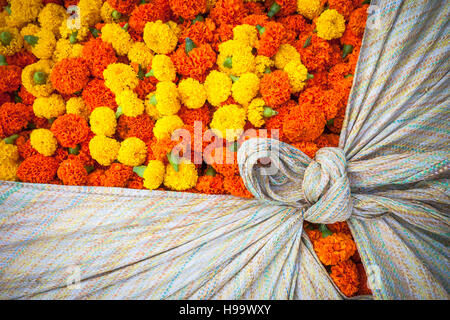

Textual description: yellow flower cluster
[116,90,145,117]
[0,27,23,56]
[101,23,133,56]
[164,160,198,191]
[52,38,83,62]
[247,98,266,128]
[118,137,147,167]
[178,78,207,109]
[233,24,258,47]
[100,1,115,24]
[142,160,165,190]
[33,94,66,119]
[210,104,246,141]
[30,129,57,156]
[59,22,90,42]
[143,20,178,54]
[254,55,274,77]
[5,0,43,28]
[128,42,154,69]
[66,97,90,121]
[145,93,162,121]
[274,44,301,70]
[316,9,346,40]
[90,107,117,137]
[204,70,232,107]
[153,115,184,141]
[24,28,57,60]
[22,60,54,97]
[150,54,176,82]
[284,60,308,93]
[78,0,102,28]
[38,3,67,37]
[218,40,255,76]
[297,0,323,20]
[231,73,260,106]
[0,140,19,181]
[151,81,180,116]
[103,63,139,95]
[89,135,120,166]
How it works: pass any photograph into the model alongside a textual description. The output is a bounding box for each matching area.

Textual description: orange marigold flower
[17,154,59,184]
[283,102,326,142]
[305,71,328,90]
[117,113,155,142]
[298,86,341,121]
[210,0,247,26]
[264,100,294,141]
[0,102,33,136]
[171,43,216,81]
[327,105,346,134]
[292,141,319,159]
[16,137,38,160]
[51,114,90,148]
[0,93,11,108]
[178,104,211,127]
[348,5,368,37]
[57,158,88,186]
[328,221,352,235]
[129,0,172,34]
[305,227,322,242]
[106,0,139,15]
[169,0,206,20]
[313,232,357,266]
[147,137,178,163]
[0,65,21,93]
[126,173,144,189]
[340,28,362,48]
[314,133,341,149]
[82,38,118,79]
[356,263,372,296]
[87,169,106,186]
[205,146,239,178]
[134,77,157,100]
[295,33,333,72]
[330,260,360,297]
[212,23,234,51]
[82,79,118,112]
[347,45,361,71]
[18,86,36,106]
[195,174,225,194]
[265,0,297,17]
[242,14,268,27]
[328,0,356,19]
[277,14,313,36]
[244,1,265,15]
[260,70,291,108]
[223,174,253,198]
[257,21,285,57]
[103,162,133,187]
[6,50,38,69]
[51,58,90,95]
[180,19,215,46]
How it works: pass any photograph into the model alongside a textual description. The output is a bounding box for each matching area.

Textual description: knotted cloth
[0,0,449,299]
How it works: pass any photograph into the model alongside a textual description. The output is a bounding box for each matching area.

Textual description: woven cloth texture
[0,0,449,299]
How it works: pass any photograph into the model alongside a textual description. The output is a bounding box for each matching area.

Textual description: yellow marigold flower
[247,98,265,128]
[204,70,232,107]
[89,135,120,166]
[33,94,65,119]
[128,41,154,69]
[141,160,165,190]
[101,23,133,56]
[0,160,19,181]
[0,140,19,163]
[148,81,180,116]
[316,9,346,40]
[254,55,274,78]
[178,78,206,109]
[0,27,23,56]
[231,73,260,106]
[59,20,90,42]
[38,3,68,37]
[118,137,147,167]
[30,129,57,156]
[22,60,54,98]
[217,40,255,76]
[153,115,184,141]
[150,54,176,82]
[5,0,43,28]
[143,20,178,54]
[100,1,115,24]
[23,29,57,60]
[90,107,117,137]
[103,63,139,95]
[0,11,8,27]
[164,160,198,191]
[66,97,90,121]
[78,0,103,27]
[20,23,40,37]
[297,0,323,20]
[274,44,301,70]
[284,60,308,93]
[233,24,258,47]
[52,38,83,62]
[116,90,145,117]
[145,92,162,121]
[166,20,182,38]
[210,104,246,141]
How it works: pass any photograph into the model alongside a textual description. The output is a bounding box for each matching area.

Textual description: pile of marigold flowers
[0,0,370,297]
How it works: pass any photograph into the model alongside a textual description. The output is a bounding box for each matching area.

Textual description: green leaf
[33,71,47,85]
[69,145,80,155]
[167,152,179,172]
[263,106,278,118]
[303,35,312,48]
[230,75,240,83]
[256,24,266,35]
[69,31,78,44]
[115,106,123,118]
[326,118,335,126]
[111,10,122,20]
[267,2,281,18]
[205,166,216,177]
[185,37,196,54]
[0,31,12,46]
[344,74,353,79]
[133,166,147,178]
[3,134,19,145]
[4,4,11,15]
[307,73,314,80]
[0,55,7,66]
[192,14,204,24]
[24,35,39,47]
[122,23,129,31]
[342,44,354,58]
[318,224,333,238]
[223,56,232,69]
[228,141,239,153]
[89,28,99,38]
[85,166,95,174]
[149,94,157,106]
[145,69,154,78]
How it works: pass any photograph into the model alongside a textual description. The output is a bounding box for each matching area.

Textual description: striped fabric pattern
[0,0,449,299]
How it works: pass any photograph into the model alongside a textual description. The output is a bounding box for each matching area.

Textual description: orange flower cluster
[82,39,118,79]
[51,58,91,95]
[51,114,90,148]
